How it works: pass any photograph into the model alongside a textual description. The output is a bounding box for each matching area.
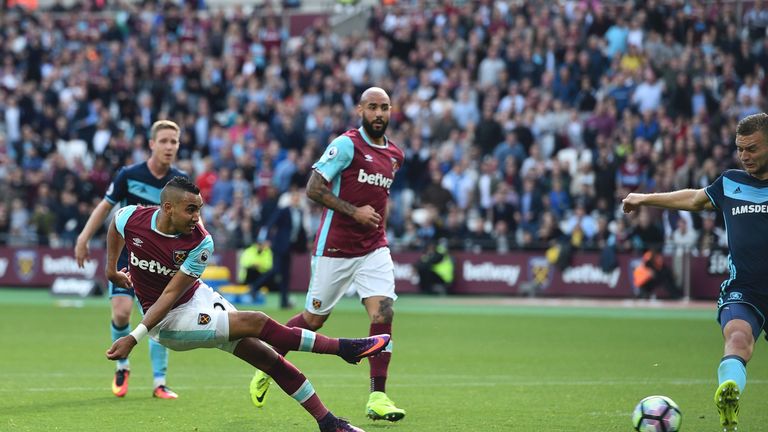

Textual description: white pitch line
[3,379,768,393]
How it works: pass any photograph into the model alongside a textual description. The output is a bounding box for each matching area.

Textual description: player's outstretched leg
[366,391,406,422]
[250,369,272,408]
[235,339,365,431]
[715,379,740,431]
[248,334,390,409]
[252,315,390,362]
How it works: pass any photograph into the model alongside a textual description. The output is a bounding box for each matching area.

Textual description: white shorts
[149,283,241,353]
[305,247,397,315]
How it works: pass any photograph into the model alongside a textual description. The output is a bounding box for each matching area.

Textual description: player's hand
[353,205,382,229]
[622,193,643,214]
[106,335,138,360]
[107,267,133,289]
[74,240,89,268]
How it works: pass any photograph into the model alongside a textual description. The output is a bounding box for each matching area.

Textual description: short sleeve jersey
[105,162,188,207]
[114,205,213,313]
[705,169,768,291]
[311,127,404,258]
[105,162,187,268]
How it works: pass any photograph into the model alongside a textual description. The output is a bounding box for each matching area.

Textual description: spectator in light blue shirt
[604,17,628,59]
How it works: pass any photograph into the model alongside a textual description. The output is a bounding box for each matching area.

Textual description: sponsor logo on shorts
[312,298,322,310]
[198,313,211,325]
[173,250,188,265]
[728,292,743,301]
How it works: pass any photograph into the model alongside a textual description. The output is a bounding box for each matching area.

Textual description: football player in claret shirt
[251,87,406,422]
[106,177,390,432]
[75,120,187,399]
[622,113,768,431]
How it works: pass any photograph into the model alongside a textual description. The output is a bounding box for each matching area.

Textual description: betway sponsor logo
[357,169,393,189]
[0,257,8,278]
[561,265,621,288]
[463,261,520,286]
[130,252,177,277]
[43,255,99,279]
[731,204,768,215]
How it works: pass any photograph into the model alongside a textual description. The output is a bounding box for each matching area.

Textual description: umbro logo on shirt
[132,238,143,247]
[364,154,374,162]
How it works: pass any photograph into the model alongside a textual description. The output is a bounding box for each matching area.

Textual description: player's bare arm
[105,218,130,288]
[622,189,714,214]
[306,170,382,228]
[140,271,198,331]
[106,270,197,360]
[75,199,115,268]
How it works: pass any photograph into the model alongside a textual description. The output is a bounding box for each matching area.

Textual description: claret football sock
[275,313,313,356]
[369,323,392,392]
[259,318,339,354]
[267,356,328,420]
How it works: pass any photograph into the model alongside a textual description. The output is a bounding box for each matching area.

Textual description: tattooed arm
[306,170,382,228]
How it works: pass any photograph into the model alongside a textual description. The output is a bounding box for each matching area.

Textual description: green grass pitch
[1,289,767,431]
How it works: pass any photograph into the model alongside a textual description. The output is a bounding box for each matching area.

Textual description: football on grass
[631,395,682,432]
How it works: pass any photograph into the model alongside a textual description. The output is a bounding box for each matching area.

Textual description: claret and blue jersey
[105,162,187,271]
[311,127,404,258]
[706,169,768,293]
[114,205,213,313]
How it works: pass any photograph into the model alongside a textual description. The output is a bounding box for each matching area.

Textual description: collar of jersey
[358,126,388,149]
[151,209,181,238]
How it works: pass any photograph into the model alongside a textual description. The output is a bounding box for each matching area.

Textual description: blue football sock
[111,321,130,370]
[149,337,168,383]
[718,355,747,393]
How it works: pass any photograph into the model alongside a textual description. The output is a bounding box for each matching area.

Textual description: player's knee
[111,309,131,325]
[727,329,754,353]
[302,311,326,330]
[247,311,270,326]
[111,298,133,325]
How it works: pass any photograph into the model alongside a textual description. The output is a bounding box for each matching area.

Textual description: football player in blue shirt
[622,113,768,431]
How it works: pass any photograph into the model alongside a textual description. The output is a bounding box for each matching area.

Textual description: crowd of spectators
[0,0,766,259]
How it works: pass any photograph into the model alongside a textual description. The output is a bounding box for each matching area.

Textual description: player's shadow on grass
[0,395,146,415]
[364,424,400,429]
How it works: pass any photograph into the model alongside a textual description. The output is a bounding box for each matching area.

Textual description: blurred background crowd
[0,0,766,258]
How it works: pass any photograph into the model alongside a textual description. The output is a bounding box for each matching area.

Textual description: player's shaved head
[160,176,200,204]
[360,87,390,104]
[358,87,391,141]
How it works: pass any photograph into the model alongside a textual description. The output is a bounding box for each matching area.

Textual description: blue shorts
[109,281,135,298]
[717,287,767,341]
[109,254,134,298]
